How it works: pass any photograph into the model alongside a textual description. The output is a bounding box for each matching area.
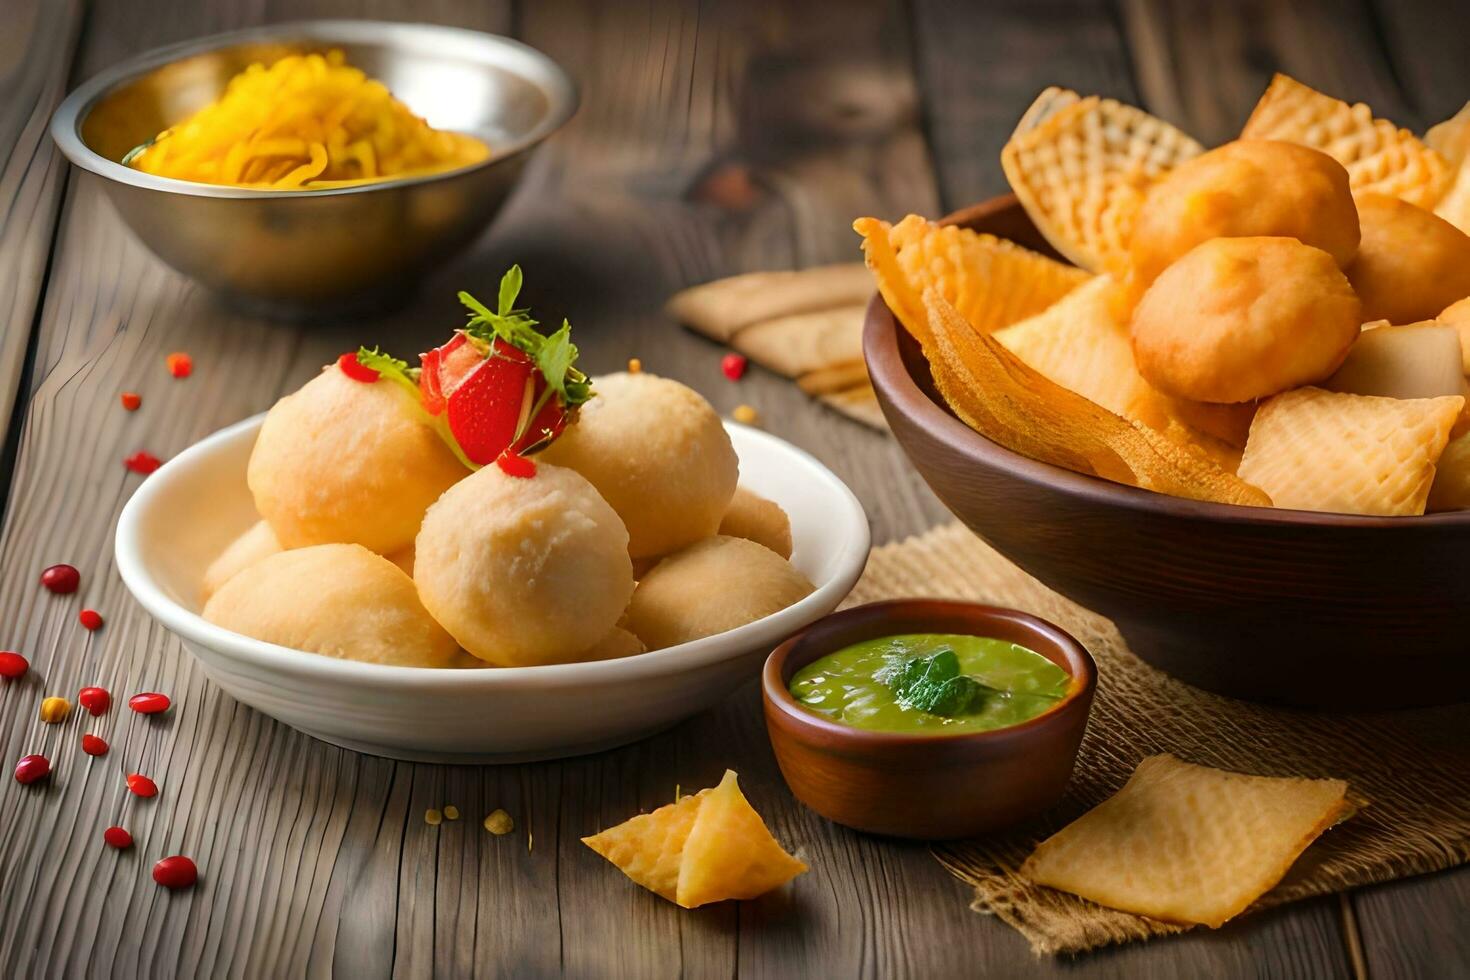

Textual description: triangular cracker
[732,305,866,378]
[581,789,708,901]
[1241,73,1450,208]
[1428,102,1470,234]
[1001,93,1203,273]
[675,770,808,909]
[665,264,873,342]
[1237,387,1463,515]
[1021,754,1351,928]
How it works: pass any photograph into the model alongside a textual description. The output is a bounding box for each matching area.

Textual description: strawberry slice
[443,342,541,465]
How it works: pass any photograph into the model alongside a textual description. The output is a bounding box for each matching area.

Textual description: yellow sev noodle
[127,50,489,189]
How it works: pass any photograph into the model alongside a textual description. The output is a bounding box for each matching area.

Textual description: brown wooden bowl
[864,195,1470,710]
[762,599,1095,840]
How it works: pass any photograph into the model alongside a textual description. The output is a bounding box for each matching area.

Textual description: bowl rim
[50,19,580,200]
[761,598,1096,749]
[114,414,870,691]
[863,193,1470,529]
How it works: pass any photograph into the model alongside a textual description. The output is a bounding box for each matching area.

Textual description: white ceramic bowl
[115,415,869,763]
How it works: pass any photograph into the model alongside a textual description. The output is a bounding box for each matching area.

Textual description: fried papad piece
[1427,102,1470,233]
[665,264,873,342]
[854,214,1090,348]
[1001,93,1203,273]
[581,789,709,902]
[1021,754,1352,928]
[1237,387,1463,516]
[1241,74,1451,208]
[923,288,1270,506]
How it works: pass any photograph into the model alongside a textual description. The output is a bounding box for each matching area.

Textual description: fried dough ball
[578,627,647,662]
[538,372,738,559]
[201,520,282,601]
[717,487,793,559]
[1438,296,1470,374]
[1130,237,1361,403]
[1348,194,1470,325]
[624,536,814,650]
[202,544,458,668]
[414,462,634,667]
[247,366,467,555]
[1127,140,1359,296]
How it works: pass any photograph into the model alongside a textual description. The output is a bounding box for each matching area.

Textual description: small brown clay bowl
[762,599,1095,840]
[864,195,1470,710]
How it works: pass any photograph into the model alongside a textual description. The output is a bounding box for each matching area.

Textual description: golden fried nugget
[1428,431,1470,511]
[1237,387,1462,516]
[924,288,1270,506]
[1438,296,1470,374]
[1241,73,1451,208]
[1002,95,1203,273]
[718,487,793,559]
[1130,237,1361,403]
[1126,140,1359,300]
[201,520,283,601]
[1346,194,1470,325]
[854,215,1090,349]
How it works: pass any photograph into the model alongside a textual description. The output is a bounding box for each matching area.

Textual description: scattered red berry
[0,651,28,679]
[124,451,163,475]
[337,351,380,383]
[79,608,104,631]
[14,754,49,785]
[721,353,748,381]
[41,563,80,594]
[129,692,171,715]
[104,826,133,849]
[152,855,197,889]
[120,391,142,411]
[126,773,158,798]
[166,352,192,378]
[81,734,109,757]
[78,686,110,715]
[495,452,537,479]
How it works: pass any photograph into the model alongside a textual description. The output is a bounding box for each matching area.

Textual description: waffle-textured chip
[1010,85,1083,140]
[1428,430,1470,511]
[1001,94,1203,273]
[1021,754,1351,928]
[1240,74,1451,208]
[924,288,1270,506]
[854,214,1091,349]
[1237,387,1463,516]
[582,771,806,908]
[1428,102,1470,234]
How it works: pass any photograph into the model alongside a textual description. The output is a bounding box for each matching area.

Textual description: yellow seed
[483,809,514,835]
[627,357,643,374]
[425,808,442,826]
[443,805,460,821]
[39,697,70,724]
[733,404,760,425]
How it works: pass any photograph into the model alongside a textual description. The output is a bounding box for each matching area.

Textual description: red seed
[81,733,109,757]
[79,608,104,631]
[41,563,80,594]
[104,826,133,849]
[721,353,748,381]
[0,651,28,679]
[152,855,197,889]
[337,351,381,383]
[14,754,49,785]
[166,352,192,378]
[126,773,157,797]
[78,686,110,715]
[124,451,163,475]
[495,452,537,479]
[129,692,171,715]
[120,391,142,411]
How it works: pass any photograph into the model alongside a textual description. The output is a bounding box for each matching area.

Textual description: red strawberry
[443,343,537,465]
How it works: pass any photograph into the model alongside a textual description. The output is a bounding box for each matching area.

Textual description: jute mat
[843,522,1470,956]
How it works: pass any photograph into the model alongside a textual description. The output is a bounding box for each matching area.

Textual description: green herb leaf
[877,649,1001,717]
[355,346,420,398]
[498,265,523,316]
[458,267,593,410]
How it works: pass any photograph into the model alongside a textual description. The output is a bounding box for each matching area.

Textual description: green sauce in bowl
[789,632,1070,734]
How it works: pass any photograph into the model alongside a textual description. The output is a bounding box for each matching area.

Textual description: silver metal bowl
[50,21,577,317]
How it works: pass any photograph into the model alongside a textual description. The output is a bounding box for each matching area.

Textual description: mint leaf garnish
[459,266,592,409]
[877,649,1000,717]
[356,346,420,397]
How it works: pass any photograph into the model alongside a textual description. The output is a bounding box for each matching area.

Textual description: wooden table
[1,0,1465,976]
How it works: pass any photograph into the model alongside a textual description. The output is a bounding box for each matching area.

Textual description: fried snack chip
[582,770,806,908]
[854,215,1091,348]
[1427,102,1470,233]
[1010,85,1082,140]
[1241,74,1451,208]
[924,289,1270,506]
[733,305,866,378]
[1237,387,1463,516]
[665,264,874,342]
[1001,93,1203,273]
[1021,754,1351,928]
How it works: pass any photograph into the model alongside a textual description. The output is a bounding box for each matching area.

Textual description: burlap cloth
[843,522,1470,955]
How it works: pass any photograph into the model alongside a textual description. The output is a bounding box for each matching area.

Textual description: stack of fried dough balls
[205,362,812,668]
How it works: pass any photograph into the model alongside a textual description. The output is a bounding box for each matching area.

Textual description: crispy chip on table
[665,265,874,342]
[1021,754,1351,928]
[1241,73,1451,208]
[853,214,1090,349]
[1237,387,1463,516]
[1000,93,1203,273]
[922,289,1270,506]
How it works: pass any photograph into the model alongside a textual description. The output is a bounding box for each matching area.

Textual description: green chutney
[789,633,1069,734]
